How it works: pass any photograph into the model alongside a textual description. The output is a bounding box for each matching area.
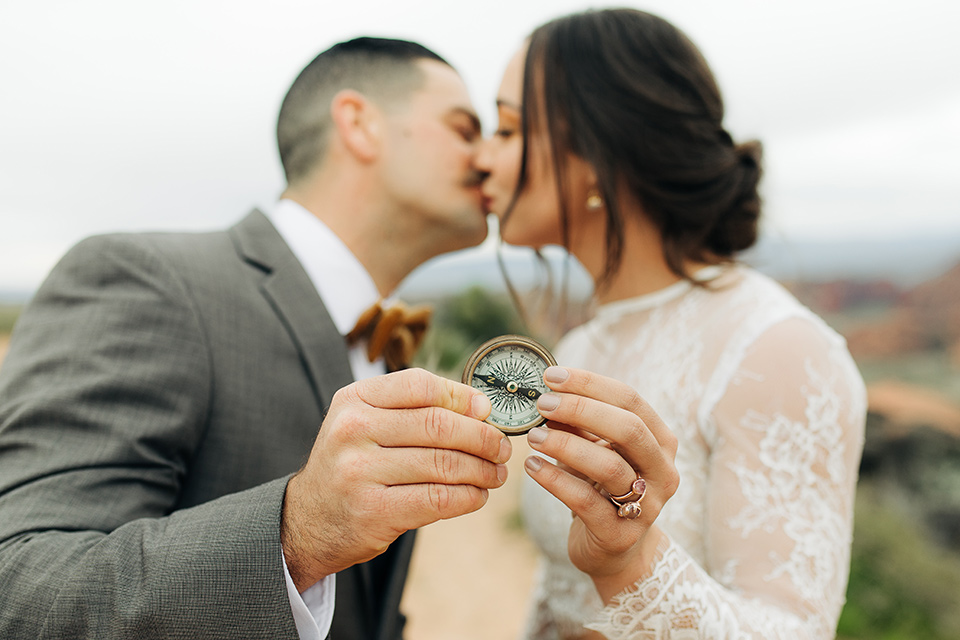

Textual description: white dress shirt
[266,199,388,639]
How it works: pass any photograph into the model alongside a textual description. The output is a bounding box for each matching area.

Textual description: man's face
[378,60,488,253]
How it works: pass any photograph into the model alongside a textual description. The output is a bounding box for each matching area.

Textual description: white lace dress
[521,265,866,640]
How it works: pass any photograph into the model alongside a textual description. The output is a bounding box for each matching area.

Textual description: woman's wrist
[591,525,666,603]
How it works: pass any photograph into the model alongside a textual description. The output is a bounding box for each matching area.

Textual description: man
[0,38,510,639]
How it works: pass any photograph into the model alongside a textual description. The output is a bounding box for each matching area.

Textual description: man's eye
[457,127,478,142]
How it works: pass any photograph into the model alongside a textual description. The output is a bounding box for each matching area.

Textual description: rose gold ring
[608,475,646,519]
[617,501,642,519]
[610,476,647,505]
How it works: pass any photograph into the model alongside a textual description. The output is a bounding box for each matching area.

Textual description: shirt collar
[264,199,380,336]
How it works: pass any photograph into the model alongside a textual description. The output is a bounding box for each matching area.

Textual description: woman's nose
[474,136,494,172]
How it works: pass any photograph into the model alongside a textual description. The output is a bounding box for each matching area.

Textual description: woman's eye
[495,128,515,139]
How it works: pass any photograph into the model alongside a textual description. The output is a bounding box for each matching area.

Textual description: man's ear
[330,89,381,163]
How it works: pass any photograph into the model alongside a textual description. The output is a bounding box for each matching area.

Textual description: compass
[461,334,557,435]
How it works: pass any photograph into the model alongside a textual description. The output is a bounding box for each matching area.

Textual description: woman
[475,8,866,639]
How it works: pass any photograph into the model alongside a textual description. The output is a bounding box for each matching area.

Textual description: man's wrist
[281,474,327,592]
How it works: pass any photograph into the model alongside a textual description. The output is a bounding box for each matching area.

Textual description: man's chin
[445,217,489,252]
[456,227,489,251]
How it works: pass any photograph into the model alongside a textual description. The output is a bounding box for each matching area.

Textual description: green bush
[838,485,960,639]
[415,287,526,375]
[437,286,525,344]
[0,306,21,334]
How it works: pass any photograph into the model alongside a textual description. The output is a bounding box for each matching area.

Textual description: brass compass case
[461,334,557,435]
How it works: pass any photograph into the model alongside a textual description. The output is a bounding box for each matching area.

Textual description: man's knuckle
[476,425,494,457]
[337,407,368,437]
[339,379,369,406]
[481,423,507,459]
[331,385,354,409]
[425,406,453,442]
[406,368,435,402]
[434,449,459,482]
[441,382,459,412]
[337,450,366,483]
[428,483,453,514]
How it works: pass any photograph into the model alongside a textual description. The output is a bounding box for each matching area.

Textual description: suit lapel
[229,209,353,414]
[231,210,381,635]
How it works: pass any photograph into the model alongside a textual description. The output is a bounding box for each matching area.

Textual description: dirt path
[401,438,539,640]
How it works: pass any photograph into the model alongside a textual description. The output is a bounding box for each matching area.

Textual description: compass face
[461,335,557,435]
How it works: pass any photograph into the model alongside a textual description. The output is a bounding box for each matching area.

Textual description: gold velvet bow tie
[346,300,432,372]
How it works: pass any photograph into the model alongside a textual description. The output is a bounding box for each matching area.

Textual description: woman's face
[477,48,568,248]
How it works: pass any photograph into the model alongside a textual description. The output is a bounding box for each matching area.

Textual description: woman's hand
[524,366,680,600]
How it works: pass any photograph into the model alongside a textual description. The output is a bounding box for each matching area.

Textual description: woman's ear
[330,89,381,163]
[567,154,601,210]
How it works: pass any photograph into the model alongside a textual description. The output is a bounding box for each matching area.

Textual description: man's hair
[277,37,449,186]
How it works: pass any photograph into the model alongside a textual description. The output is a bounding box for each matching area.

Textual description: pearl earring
[586,190,603,210]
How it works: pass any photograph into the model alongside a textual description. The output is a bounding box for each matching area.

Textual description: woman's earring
[586,189,604,211]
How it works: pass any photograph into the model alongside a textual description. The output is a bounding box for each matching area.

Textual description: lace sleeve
[588,316,867,639]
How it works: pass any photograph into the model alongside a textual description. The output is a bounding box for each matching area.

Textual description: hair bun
[735,139,762,170]
[706,139,763,257]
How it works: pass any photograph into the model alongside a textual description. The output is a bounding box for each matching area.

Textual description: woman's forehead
[497,47,527,104]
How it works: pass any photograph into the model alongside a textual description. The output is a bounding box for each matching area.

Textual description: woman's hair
[510,8,762,286]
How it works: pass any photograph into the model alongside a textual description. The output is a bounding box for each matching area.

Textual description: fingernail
[498,437,512,463]
[472,393,491,419]
[544,366,569,384]
[527,426,548,445]
[524,456,543,473]
[537,393,560,412]
[496,463,508,484]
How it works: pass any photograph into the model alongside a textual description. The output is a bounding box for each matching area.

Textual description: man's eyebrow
[449,107,482,133]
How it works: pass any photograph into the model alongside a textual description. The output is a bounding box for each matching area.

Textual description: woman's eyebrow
[496,98,521,112]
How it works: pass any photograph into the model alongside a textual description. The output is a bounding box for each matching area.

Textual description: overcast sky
[1,0,958,293]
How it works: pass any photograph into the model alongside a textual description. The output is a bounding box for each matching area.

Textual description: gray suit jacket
[0,211,414,639]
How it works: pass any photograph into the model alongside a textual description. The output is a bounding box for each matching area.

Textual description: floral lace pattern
[521,267,866,639]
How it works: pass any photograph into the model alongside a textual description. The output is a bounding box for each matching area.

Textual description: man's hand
[281,368,512,591]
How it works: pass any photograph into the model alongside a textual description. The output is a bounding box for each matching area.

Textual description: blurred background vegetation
[0,306,19,335]
[2,262,959,638]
